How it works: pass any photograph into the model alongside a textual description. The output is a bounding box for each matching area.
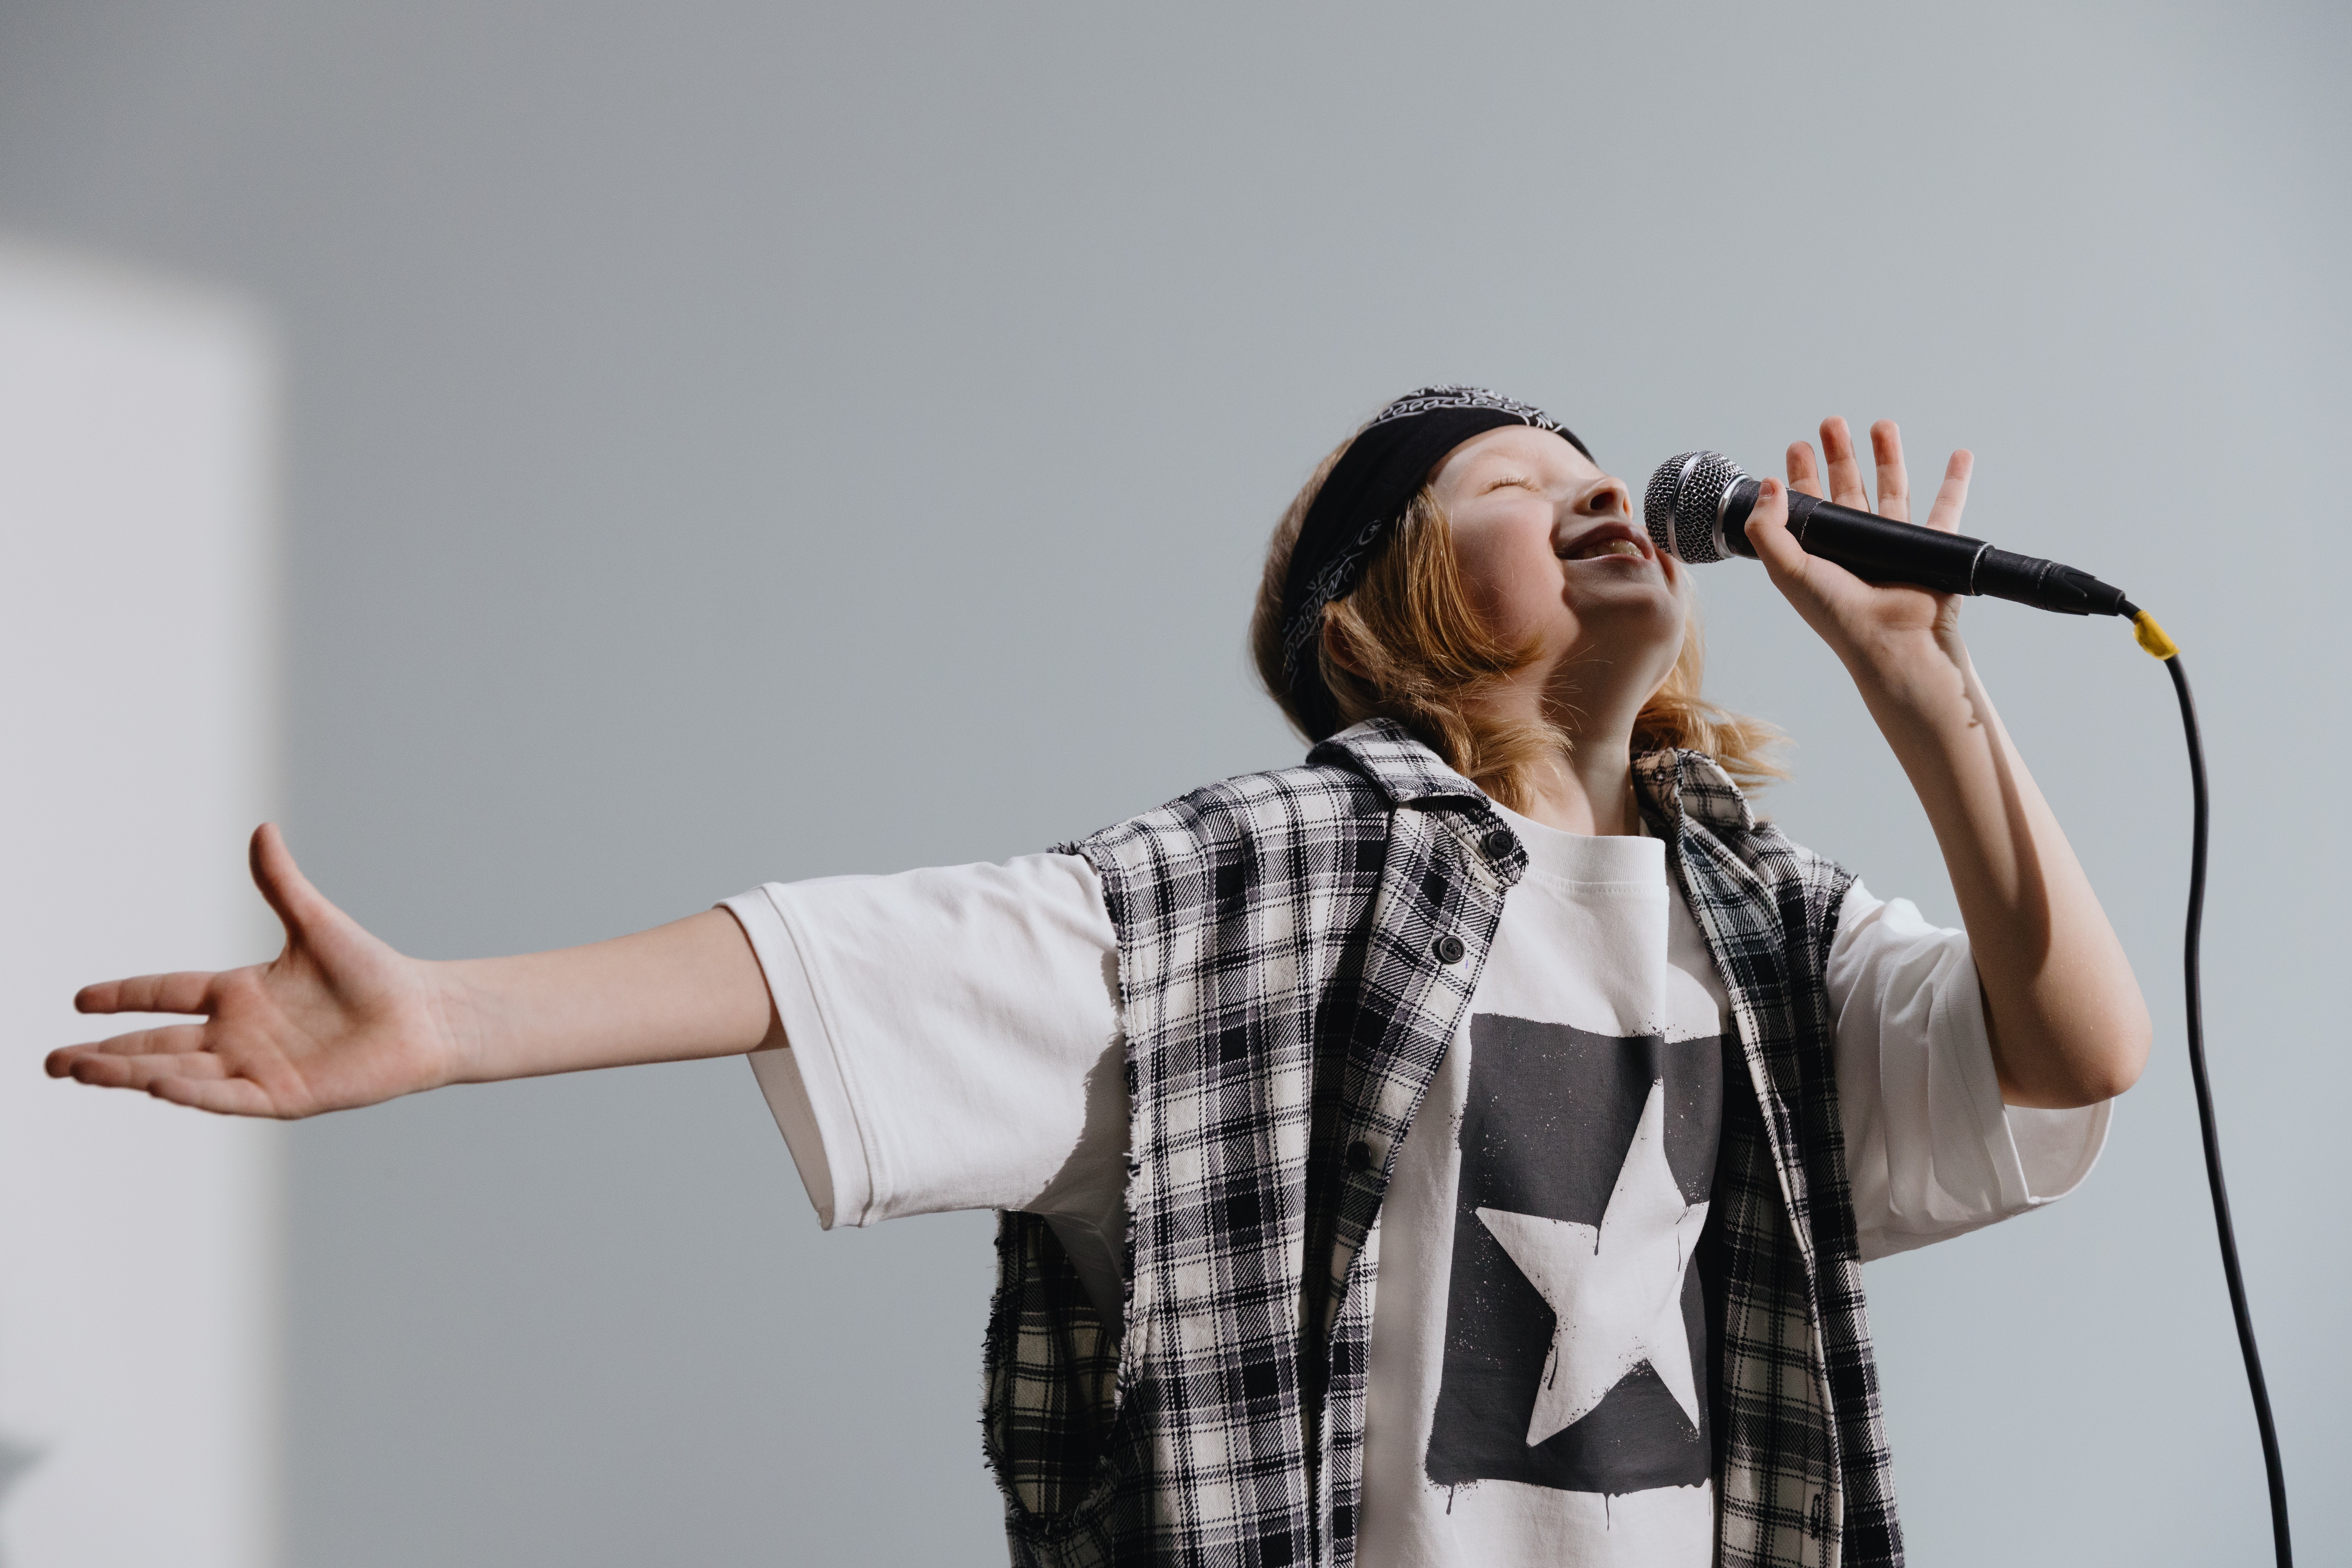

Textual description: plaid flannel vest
[985,719,1899,1568]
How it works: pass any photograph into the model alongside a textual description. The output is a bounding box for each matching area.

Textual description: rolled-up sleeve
[1828,882,2111,1261]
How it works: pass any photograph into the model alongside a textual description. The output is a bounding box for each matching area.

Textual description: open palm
[46,824,457,1117]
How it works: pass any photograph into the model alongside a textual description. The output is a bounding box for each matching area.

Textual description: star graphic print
[1475,1079,1711,1444]
[1423,1014,1723,1496]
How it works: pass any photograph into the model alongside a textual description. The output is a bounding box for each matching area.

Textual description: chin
[1576,580,1685,632]
[1563,591,1686,673]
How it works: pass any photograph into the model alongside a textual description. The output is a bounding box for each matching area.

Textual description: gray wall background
[3,2,2344,1563]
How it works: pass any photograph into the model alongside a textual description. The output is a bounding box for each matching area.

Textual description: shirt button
[1432,932,1466,964]
[1346,1139,1374,1172]
[1481,828,1514,858]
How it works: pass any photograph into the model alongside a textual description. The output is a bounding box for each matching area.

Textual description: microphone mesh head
[1642,451,1749,564]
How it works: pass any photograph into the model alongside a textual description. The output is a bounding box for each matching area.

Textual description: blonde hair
[1250,435,1784,813]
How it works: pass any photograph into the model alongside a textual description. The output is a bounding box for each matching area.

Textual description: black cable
[2134,626,2292,1566]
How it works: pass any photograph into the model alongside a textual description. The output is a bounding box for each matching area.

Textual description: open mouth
[1563,535,1648,562]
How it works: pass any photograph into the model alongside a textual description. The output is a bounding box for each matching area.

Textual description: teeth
[1572,538,1644,560]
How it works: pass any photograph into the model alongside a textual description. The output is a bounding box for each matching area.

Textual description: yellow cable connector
[2133,609,2179,660]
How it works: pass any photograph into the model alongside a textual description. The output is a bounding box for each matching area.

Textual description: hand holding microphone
[1645,417,2134,621]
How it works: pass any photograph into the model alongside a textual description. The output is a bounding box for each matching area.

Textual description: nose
[1579,478,1631,518]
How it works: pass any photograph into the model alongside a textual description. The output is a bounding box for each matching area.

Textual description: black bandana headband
[1278,386,1592,738]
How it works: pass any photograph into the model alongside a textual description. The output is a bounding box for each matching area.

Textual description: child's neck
[1480,671,1645,838]
[1508,745,1638,837]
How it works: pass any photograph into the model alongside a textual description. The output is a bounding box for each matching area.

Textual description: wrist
[420,959,486,1089]
[1840,624,1970,715]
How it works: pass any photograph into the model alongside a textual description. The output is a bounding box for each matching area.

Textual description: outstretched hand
[1744,416,1974,673]
[46,824,459,1117]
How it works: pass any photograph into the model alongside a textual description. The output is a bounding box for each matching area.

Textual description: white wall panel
[0,240,277,1568]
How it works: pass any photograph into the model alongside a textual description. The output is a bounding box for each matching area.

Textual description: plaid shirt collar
[1305,722,1494,809]
[1312,716,1759,838]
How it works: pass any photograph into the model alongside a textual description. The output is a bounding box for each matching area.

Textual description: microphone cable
[1640,450,2291,1554]
[2121,606,2292,1568]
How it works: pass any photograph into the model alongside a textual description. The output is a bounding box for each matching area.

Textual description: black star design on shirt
[1425,1014,1724,1496]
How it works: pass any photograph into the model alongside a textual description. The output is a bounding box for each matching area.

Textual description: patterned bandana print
[1277,387,1593,738]
[985,720,1901,1568]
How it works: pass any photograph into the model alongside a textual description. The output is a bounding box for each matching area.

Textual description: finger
[1870,420,1910,521]
[149,1075,279,1117]
[249,823,334,940]
[1819,418,1871,510]
[1923,449,1974,535]
[63,1049,232,1091]
[49,1022,212,1074]
[48,1025,212,1078]
[1742,478,1810,583]
[1786,442,1826,499]
[77,971,218,1016]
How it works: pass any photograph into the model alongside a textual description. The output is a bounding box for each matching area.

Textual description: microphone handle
[1718,481,2130,616]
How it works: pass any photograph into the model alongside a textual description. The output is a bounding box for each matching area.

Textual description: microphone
[1642,451,2132,617]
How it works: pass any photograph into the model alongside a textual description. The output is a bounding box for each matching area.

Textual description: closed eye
[1483,474,1540,494]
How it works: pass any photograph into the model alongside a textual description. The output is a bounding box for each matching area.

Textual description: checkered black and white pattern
[983,721,1898,1568]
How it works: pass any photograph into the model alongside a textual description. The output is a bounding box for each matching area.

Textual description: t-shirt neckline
[1488,798,1664,886]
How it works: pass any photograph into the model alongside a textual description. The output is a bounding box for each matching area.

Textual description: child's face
[1428,425,1689,715]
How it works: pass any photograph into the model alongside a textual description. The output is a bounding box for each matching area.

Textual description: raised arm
[1745,417,2151,1110]
[46,824,779,1117]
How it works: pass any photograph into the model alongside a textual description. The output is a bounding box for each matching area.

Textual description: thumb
[1742,477,1809,583]
[249,823,332,941]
